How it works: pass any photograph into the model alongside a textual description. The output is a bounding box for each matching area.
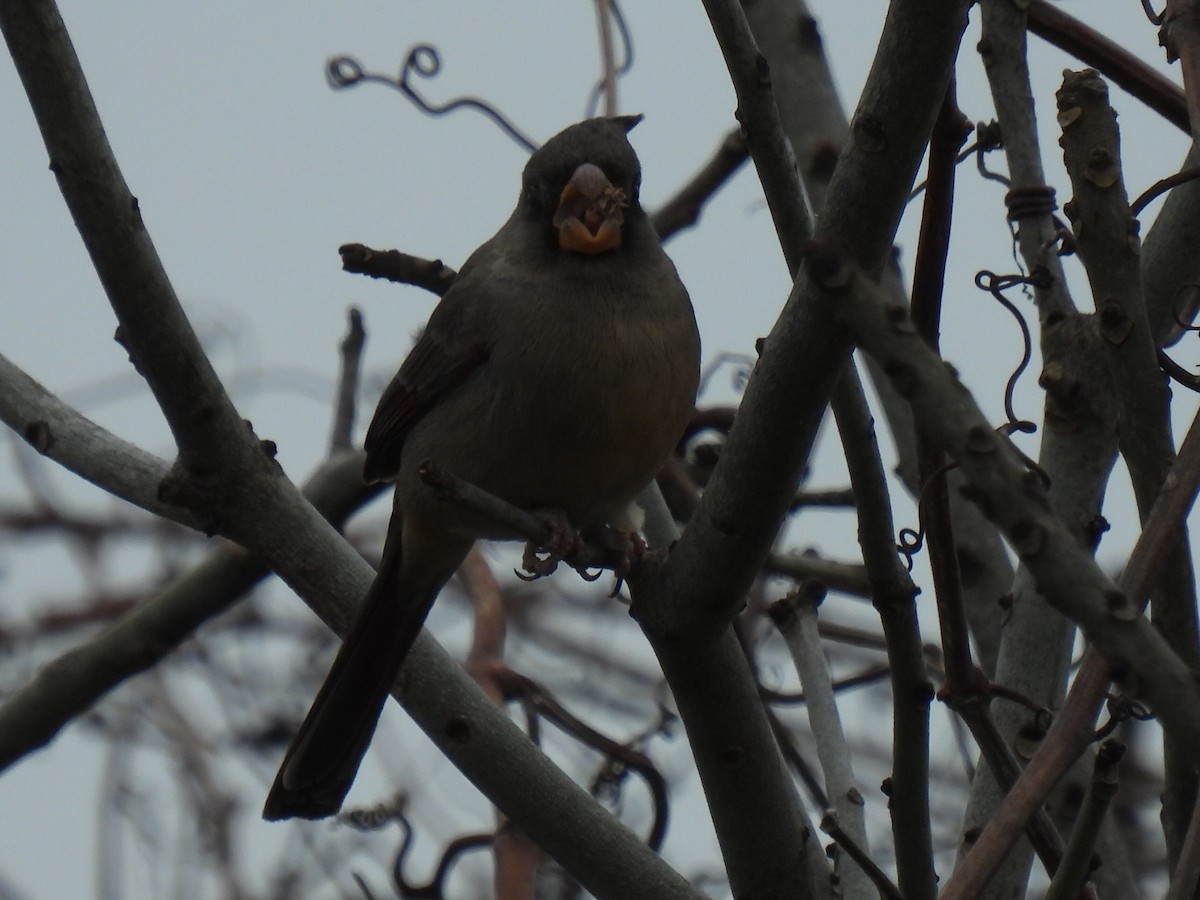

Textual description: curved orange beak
[553,163,626,255]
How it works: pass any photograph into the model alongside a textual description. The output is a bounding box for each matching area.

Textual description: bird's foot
[518,509,582,580]
[602,529,647,596]
[605,529,646,579]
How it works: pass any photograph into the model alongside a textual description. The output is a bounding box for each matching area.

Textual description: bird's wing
[361,270,494,483]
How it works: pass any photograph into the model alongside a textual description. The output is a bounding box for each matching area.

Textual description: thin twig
[329,308,365,453]
[1043,741,1124,900]
[417,461,628,577]
[650,129,749,241]
[819,813,904,900]
[1028,0,1189,132]
[339,244,457,296]
[770,584,875,897]
[594,0,618,117]
[1130,165,1200,216]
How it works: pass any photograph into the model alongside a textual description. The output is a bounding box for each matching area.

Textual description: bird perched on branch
[264,115,700,820]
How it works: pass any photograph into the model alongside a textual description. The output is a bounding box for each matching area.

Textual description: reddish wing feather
[362,338,489,483]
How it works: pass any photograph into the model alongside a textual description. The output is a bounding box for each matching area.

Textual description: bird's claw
[608,529,646,580]
[602,529,646,597]
[517,516,647,593]
[519,509,582,580]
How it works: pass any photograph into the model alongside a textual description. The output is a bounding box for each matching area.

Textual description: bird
[263,115,700,820]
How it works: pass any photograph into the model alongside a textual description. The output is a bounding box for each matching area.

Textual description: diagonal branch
[1028,0,1189,132]
[942,397,1200,899]
[649,128,749,240]
[0,449,376,772]
[0,3,711,895]
[630,2,970,898]
[0,351,195,527]
[809,239,1200,785]
[0,0,262,489]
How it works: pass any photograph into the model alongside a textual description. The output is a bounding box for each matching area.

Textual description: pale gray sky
[1,2,1190,896]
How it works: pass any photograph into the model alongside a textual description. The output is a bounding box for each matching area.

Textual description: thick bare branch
[0,352,194,527]
[0,4,711,894]
[810,243,1200,876]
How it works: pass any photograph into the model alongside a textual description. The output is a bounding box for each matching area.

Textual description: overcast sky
[1,1,1192,896]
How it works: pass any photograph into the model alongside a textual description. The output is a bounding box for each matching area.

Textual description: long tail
[263,515,460,820]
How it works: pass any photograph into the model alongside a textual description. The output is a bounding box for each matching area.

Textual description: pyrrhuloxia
[264,116,700,820]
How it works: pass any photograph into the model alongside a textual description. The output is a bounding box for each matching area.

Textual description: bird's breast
[402,277,698,535]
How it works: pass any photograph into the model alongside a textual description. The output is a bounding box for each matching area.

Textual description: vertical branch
[1043,741,1124,900]
[977,0,1074,317]
[1166,791,1200,899]
[458,551,539,900]
[1058,66,1200,867]
[329,308,365,454]
[770,584,876,900]
[740,0,1015,674]
[967,5,1123,897]
[831,371,936,900]
[907,88,1076,877]
[1140,142,1200,346]
[698,0,814,274]
[1058,70,1185,522]
[1160,0,1200,136]
[633,624,822,897]
[909,85,975,690]
[594,0,618,116]
[909,88,1077,885]
[636,2,969,895]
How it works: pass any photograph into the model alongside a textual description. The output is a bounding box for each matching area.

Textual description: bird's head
[520,115,645,256]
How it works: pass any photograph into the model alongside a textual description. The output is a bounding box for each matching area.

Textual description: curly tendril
[327,46,538,153]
